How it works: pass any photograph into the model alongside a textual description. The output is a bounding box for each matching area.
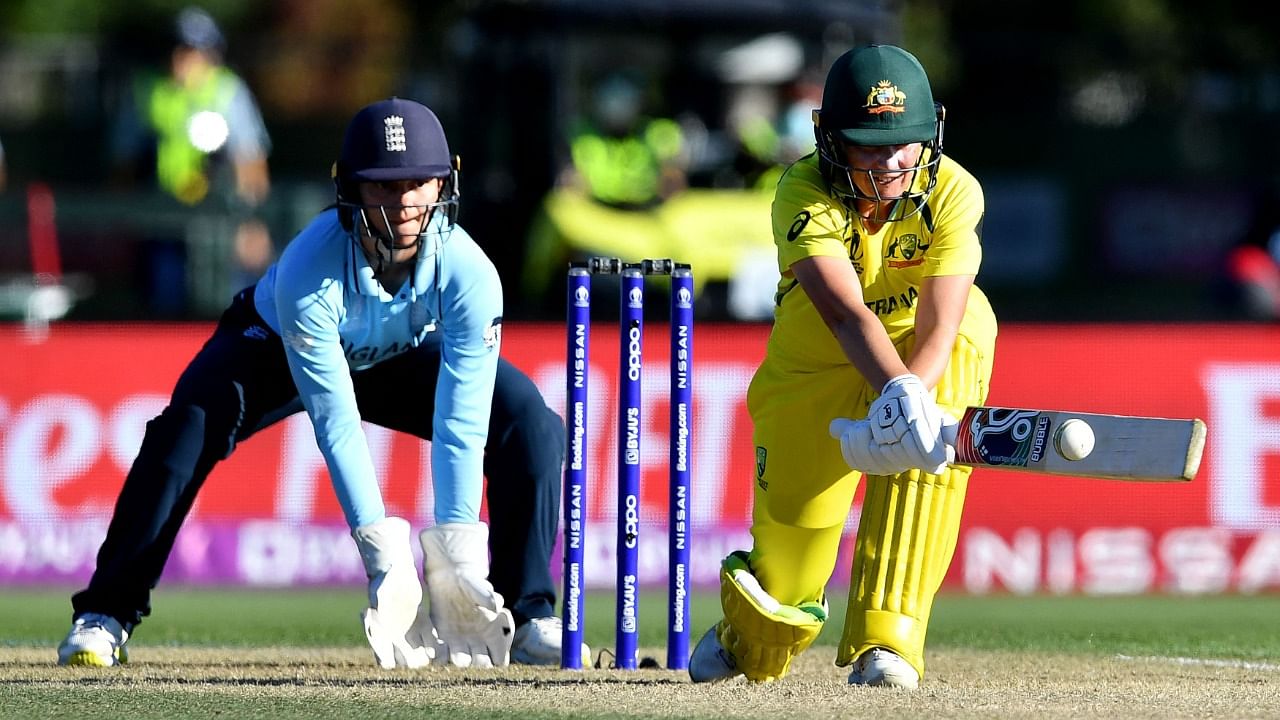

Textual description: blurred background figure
[521,69,695,312]
[711,32,804,192]
[561,71,687,209]
[110,6,273,315]
[1224,180,1280,320]
[0,133,7,193]
[777,71,825,163]
[1,0,1269,325]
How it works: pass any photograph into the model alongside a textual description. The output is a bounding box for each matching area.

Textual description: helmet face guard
[813,44,945,223]
[814,104,945,222]
[333,97,460,269]
[335,163,460,268]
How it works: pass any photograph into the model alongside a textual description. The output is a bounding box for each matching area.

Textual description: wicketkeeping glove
[867,374,952,475]
[419,522,514,668]
[352,516,438,669]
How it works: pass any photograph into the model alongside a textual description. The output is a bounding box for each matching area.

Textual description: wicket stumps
[562,257,693,670]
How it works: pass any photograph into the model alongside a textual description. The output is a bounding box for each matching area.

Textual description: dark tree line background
[0,0,1276,321]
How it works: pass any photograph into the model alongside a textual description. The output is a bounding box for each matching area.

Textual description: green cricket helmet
[813,44,945,219]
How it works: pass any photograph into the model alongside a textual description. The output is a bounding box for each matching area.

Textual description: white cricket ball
[1054,418,1095,461]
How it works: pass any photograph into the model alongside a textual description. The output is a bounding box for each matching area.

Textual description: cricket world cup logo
[676,287,693,309]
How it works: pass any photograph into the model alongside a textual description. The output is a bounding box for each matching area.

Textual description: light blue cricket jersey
[254,209,502,530]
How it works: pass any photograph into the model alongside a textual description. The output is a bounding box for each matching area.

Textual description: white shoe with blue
[688,624,743,683]
[57,613,130,667]
[847,647,919,689]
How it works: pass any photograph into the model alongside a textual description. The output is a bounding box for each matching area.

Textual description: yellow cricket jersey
[765,153,997,370]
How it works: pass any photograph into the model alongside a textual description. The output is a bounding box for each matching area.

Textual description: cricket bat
[948,406,1206,482]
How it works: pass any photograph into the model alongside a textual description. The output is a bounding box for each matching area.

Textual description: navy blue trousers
[72,287,564,630]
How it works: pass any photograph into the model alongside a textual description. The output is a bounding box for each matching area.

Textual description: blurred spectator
[1225,181,1280,320]
[716,85,784,191]
[709,33,808,190]
[111,6,273,314]
[777,72,824,162]
[521,71,689,309]
[560,72,687,208]
[523,69,784,319]
[0,134,7,192]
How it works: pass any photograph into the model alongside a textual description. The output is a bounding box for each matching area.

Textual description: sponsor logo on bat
[956,408,1049,467]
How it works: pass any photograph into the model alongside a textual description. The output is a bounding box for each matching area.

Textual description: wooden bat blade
[950,406,1206,482]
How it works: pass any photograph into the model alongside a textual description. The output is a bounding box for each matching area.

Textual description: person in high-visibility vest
[562,73,686,209]
[111,7,274,315]
[112,6,271,208]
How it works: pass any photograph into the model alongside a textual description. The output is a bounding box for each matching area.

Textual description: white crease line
[1115,654,1280,672]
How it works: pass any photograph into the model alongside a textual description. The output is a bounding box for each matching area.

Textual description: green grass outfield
[3,588,1278,719]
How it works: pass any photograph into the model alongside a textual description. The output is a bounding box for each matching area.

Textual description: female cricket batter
[58,98,572,669]
[690,44,997,688]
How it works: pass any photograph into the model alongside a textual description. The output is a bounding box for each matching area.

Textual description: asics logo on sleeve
[786,211,811,242]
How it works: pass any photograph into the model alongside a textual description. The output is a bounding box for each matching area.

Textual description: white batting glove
[830,414,959,476]
[419,523,515,668]
[352,516,438,669]
[829,418,901,475]
[867,374,951,473]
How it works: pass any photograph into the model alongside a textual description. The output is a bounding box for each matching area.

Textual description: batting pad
[717,552,827,682]
[837,462,972,677]
[834,329,994,677]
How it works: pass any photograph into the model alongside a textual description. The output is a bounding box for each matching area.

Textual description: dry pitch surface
[3,646,1277,719]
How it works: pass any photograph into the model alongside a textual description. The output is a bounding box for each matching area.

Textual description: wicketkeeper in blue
[59,98,577,668]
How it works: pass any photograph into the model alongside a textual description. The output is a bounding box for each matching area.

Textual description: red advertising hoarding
[2,321,1278,594]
